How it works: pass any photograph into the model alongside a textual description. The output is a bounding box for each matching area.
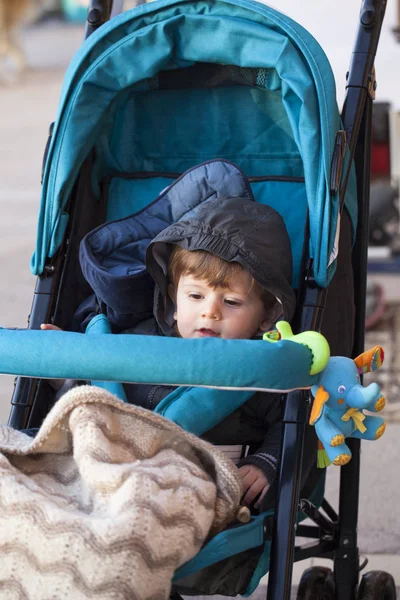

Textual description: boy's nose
[202,300,222,320]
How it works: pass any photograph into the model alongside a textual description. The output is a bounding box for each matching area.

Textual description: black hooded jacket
[146,195,295,335]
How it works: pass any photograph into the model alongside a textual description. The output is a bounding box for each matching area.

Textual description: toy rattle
[310,346,386,466]
[264,323,386,466]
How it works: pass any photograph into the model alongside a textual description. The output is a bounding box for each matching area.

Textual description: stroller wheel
[296,566,335,599]
[358,571,397,599]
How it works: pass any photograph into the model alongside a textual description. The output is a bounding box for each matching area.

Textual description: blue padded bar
[0,329,317,391]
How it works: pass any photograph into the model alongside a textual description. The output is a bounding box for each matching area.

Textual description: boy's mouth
[196,328,220,337]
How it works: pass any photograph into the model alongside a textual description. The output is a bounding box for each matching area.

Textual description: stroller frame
[7,1,389,599]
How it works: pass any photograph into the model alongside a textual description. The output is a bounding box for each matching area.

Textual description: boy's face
[171,271,273,340]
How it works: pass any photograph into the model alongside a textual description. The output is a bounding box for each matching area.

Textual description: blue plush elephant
[310,346,386,466]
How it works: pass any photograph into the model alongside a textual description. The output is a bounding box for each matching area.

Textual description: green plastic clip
[263,321,330,376]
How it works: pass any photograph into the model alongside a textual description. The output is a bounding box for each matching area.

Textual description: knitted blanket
[0,386,243,600]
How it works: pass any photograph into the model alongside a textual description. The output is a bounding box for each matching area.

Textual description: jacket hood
[147,196,295,335]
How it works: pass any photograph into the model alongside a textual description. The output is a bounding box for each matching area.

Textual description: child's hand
[40,324,63,331]
[238,465,270,508]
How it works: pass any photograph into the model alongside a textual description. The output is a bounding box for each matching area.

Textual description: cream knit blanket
[0,386,243,600]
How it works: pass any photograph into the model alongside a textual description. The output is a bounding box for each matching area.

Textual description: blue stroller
[1,0,395,598]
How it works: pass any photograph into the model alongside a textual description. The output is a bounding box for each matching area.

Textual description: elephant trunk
[347,382,380,408]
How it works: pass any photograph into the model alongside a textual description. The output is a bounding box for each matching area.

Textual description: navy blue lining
[79,160,254,328]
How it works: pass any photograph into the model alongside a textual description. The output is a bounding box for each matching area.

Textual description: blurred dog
[0,0,52,81]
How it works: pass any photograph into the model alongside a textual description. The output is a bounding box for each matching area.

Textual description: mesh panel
[157,62,267,90]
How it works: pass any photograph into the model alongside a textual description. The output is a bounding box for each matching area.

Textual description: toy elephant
[310,346,386,466]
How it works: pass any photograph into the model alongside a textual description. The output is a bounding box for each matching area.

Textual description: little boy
[139,196,298,508]
[43,196,301,508]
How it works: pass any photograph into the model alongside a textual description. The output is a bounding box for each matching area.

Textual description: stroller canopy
[32,0,357,287]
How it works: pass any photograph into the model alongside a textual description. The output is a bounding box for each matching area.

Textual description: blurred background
[0,0,399,593]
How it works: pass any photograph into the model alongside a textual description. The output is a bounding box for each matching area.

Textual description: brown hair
[168,246,276,308]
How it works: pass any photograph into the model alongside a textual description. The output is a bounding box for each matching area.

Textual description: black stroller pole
[266,390,311,600]
[267,285,327,600]
[334,46,376,600]
[340,0,387,196]
[333,3,386,599]
[85,0,114,38]
[267,2,386,598]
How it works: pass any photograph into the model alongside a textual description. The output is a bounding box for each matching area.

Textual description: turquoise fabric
[155,386,254,436]
[0,328,317,391]
[84,313,257,424]
[105,176,176,222]
[173,511,269,582]
[85,314,128,401]
[96,86,303,178]
[32,0,357,288]
[243,534,272,597]
[248,180,307,288]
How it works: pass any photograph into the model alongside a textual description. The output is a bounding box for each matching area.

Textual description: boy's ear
[259,318,272,333]
[168,284,177,320]
[259,303,282,333]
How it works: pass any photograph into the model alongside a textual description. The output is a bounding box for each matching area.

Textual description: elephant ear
[309,386,329,425]
[354,346,384,374]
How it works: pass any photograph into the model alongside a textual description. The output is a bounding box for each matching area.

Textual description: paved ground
[0,16,399,595]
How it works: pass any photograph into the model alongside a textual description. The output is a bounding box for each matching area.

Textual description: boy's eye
[225,299,242,307]
[188,293,203,300]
